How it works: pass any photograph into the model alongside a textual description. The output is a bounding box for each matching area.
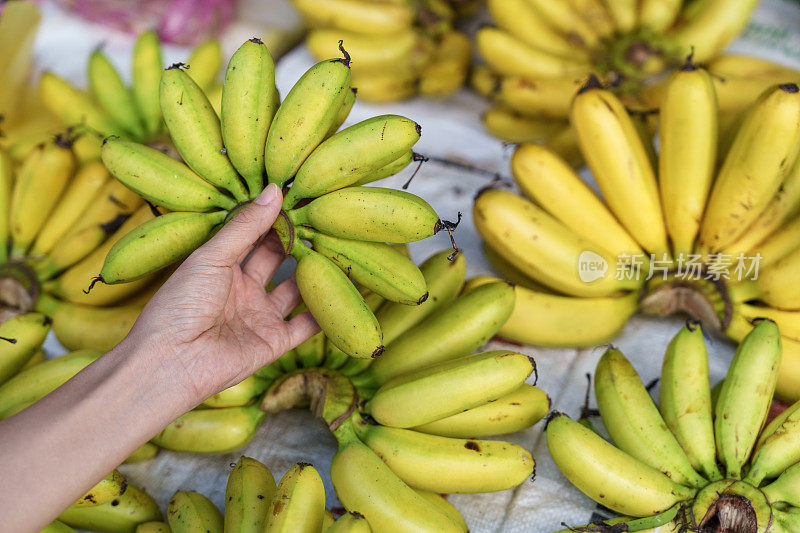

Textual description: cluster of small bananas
[473,0,760,146]
[291,0,477,102]
[474,64,800,403]
[549,320,800,533]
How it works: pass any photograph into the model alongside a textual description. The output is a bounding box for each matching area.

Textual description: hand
[122,183,318,408]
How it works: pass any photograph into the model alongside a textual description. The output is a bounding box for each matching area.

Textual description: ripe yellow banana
[353,149,415,186]
[524,0,599,48]
[151,404,266,453]
[476,27,589,79]
[326,512,371,532]
[482,105,564,144]
[59,485,162,532]
[67,178,144,237]
[670,0,760,63]
[88,48,146,139]
[545,123,584,168]
[418,31,471,99]
[265,56,351,187]
[224,456,277,533]
[186,38,223,90]
[326,290,384,373]
[352,412,534,494]
[221,38,277,198]
[413,384,549,438]
[0,312,50,385]
[604,0,637,32]
[659,63,718,259]
[39,72,127,138]
[132,30,164,138]
[167,490,223,533]
[73,469,127,507]
[567,0,615,37]
[264,463,326,533]
[487,0,584,59]
[202,375,271,408]
[160,66,249,202]
[498,76,583,120]
[349,71,417,103]
[291,0,414,34]
[124,442,159,464]
[36,225,113,282]
[640,0,682,32]
[546,413,697,517]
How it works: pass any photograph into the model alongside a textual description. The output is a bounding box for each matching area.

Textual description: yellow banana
[202,375,271,408]
[186,38,223,90]
[0,312,50,385]
[124,442,159,464]
[67,178,144,236]
[353,150,415,186]
[152,404,266,453]
[36,225,114,282]
[640,0,683,32]
[476,27,589,79]
[482,105,564,144]
[413,490,467,532]
[135,522,171,532]
[291,0,414,34]
[0,149,12,263]
[59,485,162,532]
[350,70,418,103]
[326,512,371,532]
[545,123,584,168]
[326,87,357,138]
[88,48,146,139]
[487,0,584,59]
[670,0,760,63]
[73,469,127,507]
[224,456,277,533]
[132,30,164,138]
[418,31,472,99]
[470,65,500,99]
[264,463,326,533]
[756,247,800,310]
[167,491,223,533]
[523,0,599,48]
[604,0,638,32]
[498,76,583,119]
[39,72,127,138]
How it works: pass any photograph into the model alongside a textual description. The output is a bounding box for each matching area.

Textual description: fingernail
[255,183,280,206]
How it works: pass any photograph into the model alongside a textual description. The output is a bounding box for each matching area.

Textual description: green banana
[151,404,266,453]
[412,384,549,438]
[99,210,227,284]
[322,510,335,531]
[132,30,164,138]
[186,38,223,90]
[326,290,385,373]
[0,312,50,385]
[367,350,534,428]
[59,484,162,533]
[276,349,299,372]
[221,38,277,198]
[745,398,800,485]
[325,512,371,532]
[287,187,441,243]
[101,139,236,211]
[124,442,159,464]
[353,150,415,186]
[134,522,171,533]
[74,469,127,507]
[202,375,271,408]
[284,115,421,206]
[326,87,357,138]
[0,149,11,263]
[358,280,515,387]
[88,48,145,139]
[264,463,326,532]
[715,319,782,478]
[160,66,248,201]
[264,56,351,187]
[40,521,77,532]
[224,456,277,533]
[763,461,800,506]
[352,412,534,493]
[167,491,223,533]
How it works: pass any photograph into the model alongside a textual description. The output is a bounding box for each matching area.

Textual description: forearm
[0,339,192,532]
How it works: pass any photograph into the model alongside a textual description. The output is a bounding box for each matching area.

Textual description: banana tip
[578,74,603,94]
[371,346,385,359]
[543,411,565,429]
[780,83,799,94]
[417,292,429,305]
[248,37,264,44]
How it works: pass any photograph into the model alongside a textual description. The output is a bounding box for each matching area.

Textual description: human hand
[121,183,318,409]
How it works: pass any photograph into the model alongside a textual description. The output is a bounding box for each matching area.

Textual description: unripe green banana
[358,280,514,387]
[326,87,357,139]
[160,66,248,201]
[151,404,266,453]
[40,521,77,532]
[89,48,146,139]
[287,186,441,243]
[224,456,277,533]
[715,319,782,478]
[59,484,163,532]
[132,31,164,138]
[186,38,223,90]
[367,350,534,428]
[264,56,351,187]
[745,398,800,485]
[763,461,800,507]
[325,512,371,532]
[0,312,50,385]
[293,243,383,359]
[39,72,127,138]
[202,375,271,408]
[255,362,284,380]
[100,210,227,284]
[74,469,127,507]
[353,150,415,186]
[167,491,223,533]
[221,38,277,198]
[352,412,534,494]
[264,462,326,533]
[284,115,421,206]
[135,522,171,533]
[0,349,102,420]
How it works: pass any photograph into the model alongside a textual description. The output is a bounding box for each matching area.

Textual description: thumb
[201,183,282,266]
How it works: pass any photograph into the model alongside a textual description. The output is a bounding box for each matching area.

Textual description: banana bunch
[291,0,477,101]
[475,71,800,402]
[475,0,762,146]
[547,320,800,533]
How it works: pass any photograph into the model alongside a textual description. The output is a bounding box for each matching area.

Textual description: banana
[470,65,500,99]
[413,490,467,531]
[287,186,441,243]
[264,463,326,533]
[30,160,110,256]
[326,87,357,138]
[202,375,271,408]
[498,76,584,119]
[39,72,127,138]
[19,348,46,371]
[0,312,50,385]
[221,38,277,198]
[298,227,427,305]
[265,56,351,187]
[68,178,144,236]
[40,521,77,532]
[135,522,171,533]
[167,491,223,533]
[284,115,421,206]
[487,0,584,59]
[567,0,616,37]
[352,412,534,494]
[101,139,236,211]
[475,27,589,79]
[292,243,383,359]
[745,399,800,485]
[546,413,697,517]
[99,210,227,284]
[59,485,163,533]
[74,469,127,507]
[291,0,414,34]
[0,349,101,420]
[160,66,249,202]
[545,123,584,168]
[367,350,534,428]
[710,54,800,80]
[640,0,683,32]
[571,82,669,256]
[349,71,417,103]
[700,84,800,253]
[524,0,599,47]
[473,188,641,297]
[132,30,164,138]
[255,361,283,380]
[659,63,718,259]
[756,247,800,310]
[418,31,472,99]
[464,275,638,347]
[670,0,761,63]
[322,510,335,530]
[36,224,116,282]
[88,48,146,139]
[326,512,371,532]
[715,319,782,478]
[186,38,223,90]
[357,280,514,387]
[482,105,564,144]
[0,149,12,263]
[224,456,277,533]
[595,347,707,487]
[763,462,800,507]
[353,150,414,186]
[295,327,326,368]
[413,384,549,438]
[325,289,384,373]
[124,442,159,464]
[659,322,722,480]
[735,303,800,339]
[9,137,77,257]
[603,0,637,32]
[512,143,642,258]
[151,404,266,453]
